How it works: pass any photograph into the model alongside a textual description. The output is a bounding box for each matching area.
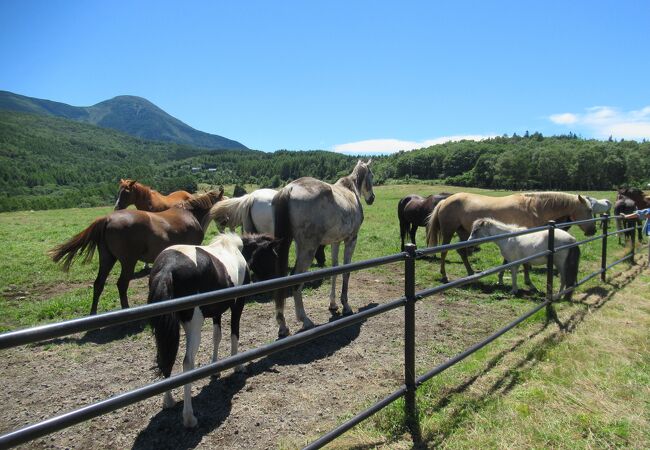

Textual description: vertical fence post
[630,219,636,264]
[403,243,418,436]
[601,214,608,281]
[545,221,562,328]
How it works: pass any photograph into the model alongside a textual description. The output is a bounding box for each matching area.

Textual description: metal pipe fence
[0,214,640,449]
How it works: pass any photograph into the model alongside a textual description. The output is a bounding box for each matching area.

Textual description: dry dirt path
[1,259,640,450]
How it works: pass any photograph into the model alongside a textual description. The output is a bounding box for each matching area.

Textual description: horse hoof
[184,415,198,429]
[277,329,290,339]
[328,306,339,315]
[440,277,449,284]
[342,307,353,316]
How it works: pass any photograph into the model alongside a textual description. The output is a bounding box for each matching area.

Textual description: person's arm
[622,212,640,220]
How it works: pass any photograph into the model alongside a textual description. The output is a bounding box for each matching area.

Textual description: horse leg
[180,308,203,428]
[210,315,222,378]
[523,263,538,291]
[510,264,520,295]
[439,229,456,283]
[292,244,317,331]
[315,245,326,268]
[498,258,507,286]
[399,218,407,251]
[274,295,290,338]
[409,223,418,247]
[456,228,474,277]
[328,242,340,313]
[91,246,116,315]
[230,299,245,373]
[116,259,136,309]
[339,236,358,315]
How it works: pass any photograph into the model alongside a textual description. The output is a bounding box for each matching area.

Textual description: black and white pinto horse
[148,233,281,428]
[272,159,375,337]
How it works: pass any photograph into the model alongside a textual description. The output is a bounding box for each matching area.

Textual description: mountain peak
[0,90,247,150]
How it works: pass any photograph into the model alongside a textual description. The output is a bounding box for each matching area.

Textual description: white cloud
[549,106,650,140]
[332,135,496,154]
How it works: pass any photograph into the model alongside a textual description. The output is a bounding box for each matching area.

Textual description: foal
[148,233,281,428]
[468,218,580,300]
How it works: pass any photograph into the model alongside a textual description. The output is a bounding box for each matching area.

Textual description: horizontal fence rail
[0,214,642,449]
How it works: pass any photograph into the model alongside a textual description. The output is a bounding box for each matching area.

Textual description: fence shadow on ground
[131,302,377,450]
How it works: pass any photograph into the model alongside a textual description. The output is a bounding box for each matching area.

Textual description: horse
[397,192,451,250]
[207,188,327,267]
[426,192,595,283]
[114,179,193,212]
[468,218,580,301]
[272,159,375,337]
[49,189,225,315]
[585,196,612,216]
[148,233,281,428]
[614,193,642,244]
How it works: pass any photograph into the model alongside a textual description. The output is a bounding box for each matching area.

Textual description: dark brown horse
[615,188,647,244]
[50,189,224,315]
[114,179,193,212]
[397,192,451,250]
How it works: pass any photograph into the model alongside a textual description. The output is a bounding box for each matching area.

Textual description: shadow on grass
[360,264,642,450]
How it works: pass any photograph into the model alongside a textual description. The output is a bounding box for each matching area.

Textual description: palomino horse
[397,192,451,250]
[149,233,281,428]
[272,159,375,337]
[426,192,595,282]
[208,188,327,267]
[114,179,192,211]
[50,189,224,315]
[468,218,580,301]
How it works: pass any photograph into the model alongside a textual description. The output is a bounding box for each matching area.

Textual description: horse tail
[397,197,408,249]
[49,217,107,271]
[563,246,581,301]
[426,200,443,248]
[148,267,180,379]
[207,194,255,232]
[272,187,293,298]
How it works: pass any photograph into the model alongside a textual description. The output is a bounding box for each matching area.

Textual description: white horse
[272,159,375,337]
[208,188,327,266]
[585,196,612,215]
[468,218,580,300]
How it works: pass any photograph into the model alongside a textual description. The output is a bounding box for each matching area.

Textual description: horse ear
[128,180,137,188]
[578,194,587,205]
[367,158,373,166]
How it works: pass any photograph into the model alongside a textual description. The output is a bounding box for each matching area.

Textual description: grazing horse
[208,188,327,267]
[468,218,580,300]
[426,192,595,282]
[272,159,375,337]
[585,196,612,216]
[49,190,224,315]
[397,192,451,250]
[114,179,193,212]
[149,233,281,428]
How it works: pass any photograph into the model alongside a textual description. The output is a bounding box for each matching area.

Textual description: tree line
[1,111,648,212]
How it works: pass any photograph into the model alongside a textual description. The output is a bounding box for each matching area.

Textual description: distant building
[208,168,217,172]
[191,167,200,173]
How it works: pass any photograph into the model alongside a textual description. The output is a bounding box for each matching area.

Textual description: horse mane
[474,217,525,233]
[336,160,369,193]
[207,232,243,251]
[520,192,581,215]
[177,190,222,211]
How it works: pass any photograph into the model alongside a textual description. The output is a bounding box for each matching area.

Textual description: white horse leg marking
[212,321,222,363]
[292,245,316,330]
[231,333,245,372]
[163,391,176,409]
[329,242,340,311]
[180,307,203,428]
[275,296,290,337]
[510,264,519,295]
[340,237,358,314]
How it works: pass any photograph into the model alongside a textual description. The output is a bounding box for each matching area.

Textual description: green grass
[1,184,647,448]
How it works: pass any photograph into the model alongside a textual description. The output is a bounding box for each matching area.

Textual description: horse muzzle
[366,193,375,205]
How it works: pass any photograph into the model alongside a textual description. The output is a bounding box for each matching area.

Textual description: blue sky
[1,1,649,153]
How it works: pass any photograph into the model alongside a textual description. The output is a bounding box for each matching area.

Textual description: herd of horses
[48,164,648,427]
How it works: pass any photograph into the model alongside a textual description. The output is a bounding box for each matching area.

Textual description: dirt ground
[0,259,643,450]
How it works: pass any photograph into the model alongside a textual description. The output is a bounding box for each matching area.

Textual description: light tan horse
[426,192,595,282]
[114,179,193,212]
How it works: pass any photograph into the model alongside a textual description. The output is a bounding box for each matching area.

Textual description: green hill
[0,90,247,150]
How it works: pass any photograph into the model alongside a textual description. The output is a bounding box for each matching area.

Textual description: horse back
[440,192,535,232]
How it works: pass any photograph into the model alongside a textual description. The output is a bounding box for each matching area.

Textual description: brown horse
[426,192,595,282]
[114,179,193,212]
[398,192,451,250]
[50,189,224,315]
[615,188,647,244]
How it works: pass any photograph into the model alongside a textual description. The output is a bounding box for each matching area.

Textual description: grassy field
[0,184,648,448]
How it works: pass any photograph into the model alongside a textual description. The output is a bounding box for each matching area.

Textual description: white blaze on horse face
[114,188,125,210]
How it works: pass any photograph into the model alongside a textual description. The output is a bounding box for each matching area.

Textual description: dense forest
[1,111,649,212]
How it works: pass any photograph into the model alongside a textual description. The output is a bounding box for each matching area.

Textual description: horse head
[356,159,375,205]
[572,195,596,236]
[241,234,283,282]
[114,179,138,210]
